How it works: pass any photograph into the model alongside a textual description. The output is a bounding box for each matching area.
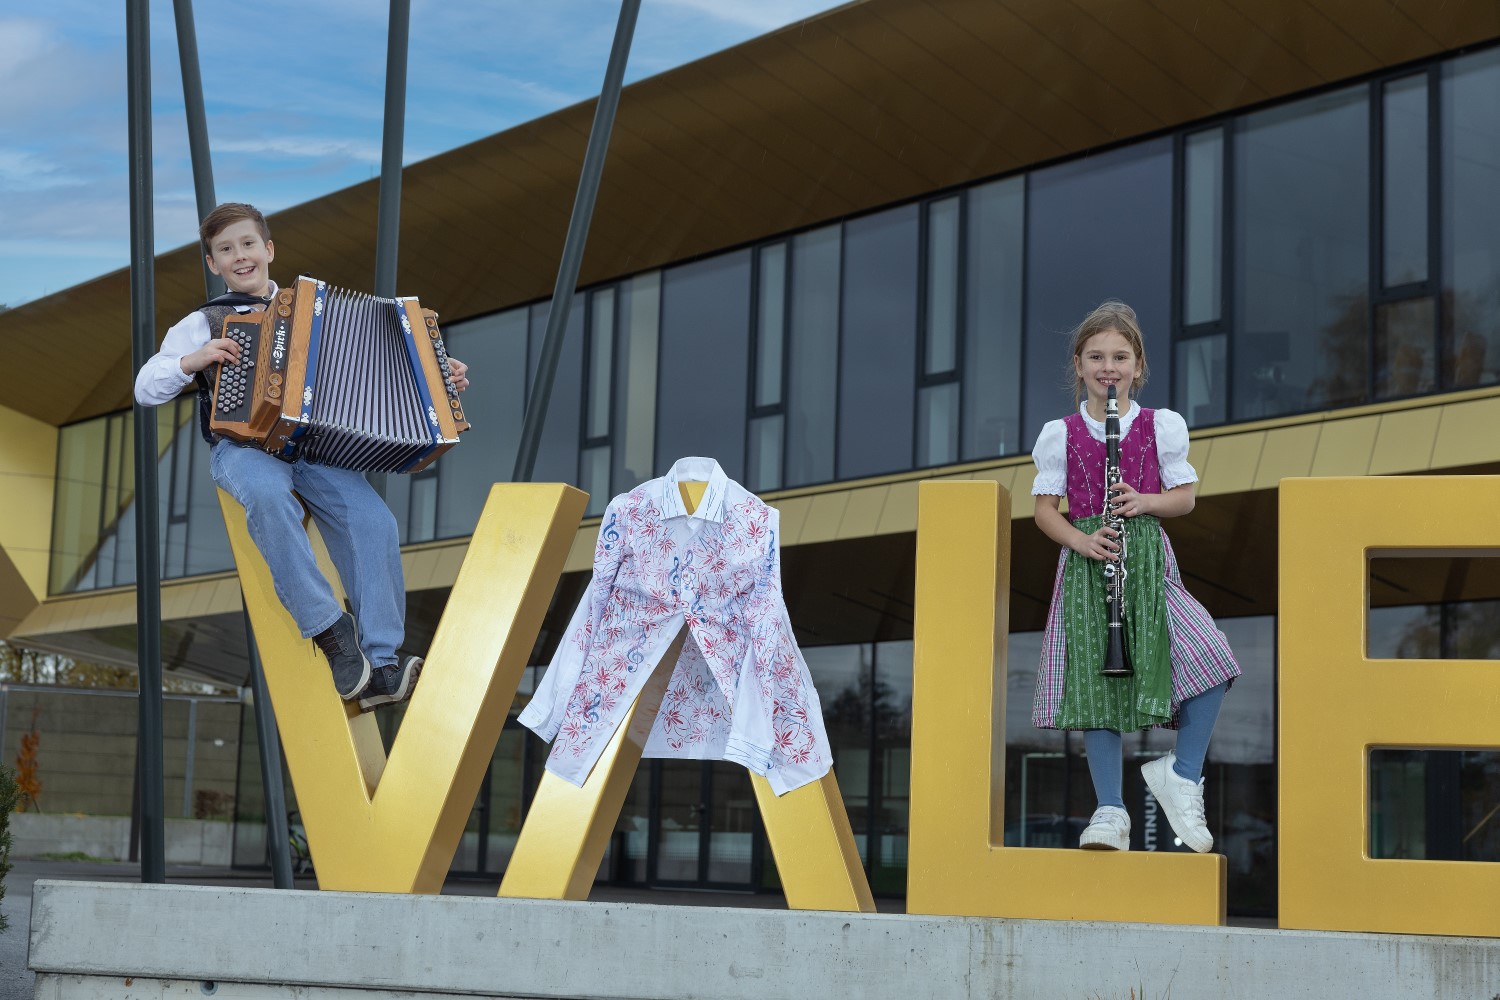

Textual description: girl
[1030,301,1240,853]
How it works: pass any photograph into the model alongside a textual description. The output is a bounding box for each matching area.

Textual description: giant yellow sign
[1279,475,1500,937]
[222,474,1499,938]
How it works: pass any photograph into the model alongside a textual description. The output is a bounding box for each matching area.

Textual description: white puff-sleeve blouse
[1031,402,1198,496]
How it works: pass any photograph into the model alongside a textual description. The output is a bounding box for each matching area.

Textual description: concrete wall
[10,814,233,865]
[29,881,1500,999]
[0,686,240,817]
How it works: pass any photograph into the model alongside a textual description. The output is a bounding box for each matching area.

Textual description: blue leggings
[1082,682,1229,808]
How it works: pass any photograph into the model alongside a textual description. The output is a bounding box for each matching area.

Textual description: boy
[134,203,471,711]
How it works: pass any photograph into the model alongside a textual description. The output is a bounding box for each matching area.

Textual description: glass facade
[56,45,1500,584]
[44,43,1500,918]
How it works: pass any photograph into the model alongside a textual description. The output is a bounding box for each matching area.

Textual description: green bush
[0,763,17,933]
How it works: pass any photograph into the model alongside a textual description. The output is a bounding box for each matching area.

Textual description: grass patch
[36,851,115,863]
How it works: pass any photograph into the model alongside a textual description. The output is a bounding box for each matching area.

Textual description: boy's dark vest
[192,292,273,445]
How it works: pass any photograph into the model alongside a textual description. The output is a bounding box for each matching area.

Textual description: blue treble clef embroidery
[669,555,682,597]
[626,647,644,673]
[601,511,621,551]
[764,529,776,573]
[583,693,602,724]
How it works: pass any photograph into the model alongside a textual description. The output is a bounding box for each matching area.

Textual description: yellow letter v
[219,484,586,892]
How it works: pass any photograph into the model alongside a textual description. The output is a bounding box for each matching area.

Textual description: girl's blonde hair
[1068,299,1150,404]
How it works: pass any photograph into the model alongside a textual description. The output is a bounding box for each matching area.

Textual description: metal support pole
[512,0,640,484]
[246,604,294,888]
[127,0,167,885]
[374,0,411,298]
[172,0,220,298]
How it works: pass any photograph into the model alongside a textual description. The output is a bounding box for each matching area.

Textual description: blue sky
[0,0,846,308]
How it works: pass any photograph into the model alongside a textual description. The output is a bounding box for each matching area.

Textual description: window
[839,204,919,479]
[1234,85,1369,419]
[1025,138,1174,446]
[657,251,752,478]
[962,176,1025,460]
[1442,48,1500,391]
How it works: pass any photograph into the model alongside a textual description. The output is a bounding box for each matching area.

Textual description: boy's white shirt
[133,281,279,407]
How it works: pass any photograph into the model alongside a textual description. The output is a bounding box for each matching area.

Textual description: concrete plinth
[28,880,1500,999]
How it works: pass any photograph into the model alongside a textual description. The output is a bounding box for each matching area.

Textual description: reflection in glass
[527,297,585,487]
[1383,74,1429,288]
[1442,48,1500,390]
[917,383,959,467]
[407,474,436,543]
[587,288,615,441]
[656,760,703,882]
[1374,297,1436,398]
[614,272,660,492]
[1183,128,1224,325]
[611,766,651,883]
[873,641,913,894]
[436,308,528,539]
[747,414,783,493]
[840,206,919,480]
[786,225,840,487]
[1025,139,1174,446]
[706,762,756,883]
[925,197,960,375]
[1371,750,1500,862]
[581,445,611,517]
[963,176,1025,459]
[1175,334,1227,427]
[755,243,787,409]
[657,251,752,478]
[806,644,871,867]
[51,407,216,594]
[1234,85,1369,419]
[1369,599,1500,659]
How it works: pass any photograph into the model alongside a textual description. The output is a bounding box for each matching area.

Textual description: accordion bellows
[209,276,469,473]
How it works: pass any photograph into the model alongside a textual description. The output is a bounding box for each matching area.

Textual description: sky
[0,0,848,308]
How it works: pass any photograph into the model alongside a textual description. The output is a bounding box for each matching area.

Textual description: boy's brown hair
[199,203,271,255]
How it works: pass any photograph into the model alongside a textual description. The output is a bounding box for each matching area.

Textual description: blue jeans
[210,441,405,667]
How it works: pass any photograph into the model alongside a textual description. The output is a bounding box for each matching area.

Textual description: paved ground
[2,858,892,997]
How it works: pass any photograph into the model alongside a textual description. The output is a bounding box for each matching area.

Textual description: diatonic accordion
[208,275,468,473]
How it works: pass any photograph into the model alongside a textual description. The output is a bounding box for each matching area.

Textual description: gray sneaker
[311,612,371,700]
[1079,805,1131,851]
[358,655,423,713]
[1142,751,1213,853]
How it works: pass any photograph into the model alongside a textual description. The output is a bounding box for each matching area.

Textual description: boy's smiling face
[205,219,274,297]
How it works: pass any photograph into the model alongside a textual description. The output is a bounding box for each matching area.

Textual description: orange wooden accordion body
[208,275,468,473]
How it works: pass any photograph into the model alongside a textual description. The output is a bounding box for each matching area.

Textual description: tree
[0,640,225,693]
[0,763,17,933]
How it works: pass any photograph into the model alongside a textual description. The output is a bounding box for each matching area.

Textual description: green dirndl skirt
[1054,514,1173,732]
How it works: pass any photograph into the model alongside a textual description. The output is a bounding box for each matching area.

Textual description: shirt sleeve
[1030,419,1068,496]
[517,493,629,741]
[133,312,208,406]
[1155,408,1199,489]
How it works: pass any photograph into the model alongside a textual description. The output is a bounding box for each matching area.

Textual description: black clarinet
[1101,384,1133,677]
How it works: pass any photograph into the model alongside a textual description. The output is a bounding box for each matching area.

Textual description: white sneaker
[1142,752,1213,853]
[1079,805,1131,851]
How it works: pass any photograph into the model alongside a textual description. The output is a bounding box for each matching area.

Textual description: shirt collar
[233,280,279,312]
[1079,398,1139,435]
[659,456,730,523]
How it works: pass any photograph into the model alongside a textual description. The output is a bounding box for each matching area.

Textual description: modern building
[2,0,1498,916]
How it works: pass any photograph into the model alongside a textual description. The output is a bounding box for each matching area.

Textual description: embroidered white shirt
[133,282,279,407]
[519,456,832,795]
[1031,401,1198,495]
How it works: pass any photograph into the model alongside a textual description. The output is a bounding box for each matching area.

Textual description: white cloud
[0,1,848,307]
